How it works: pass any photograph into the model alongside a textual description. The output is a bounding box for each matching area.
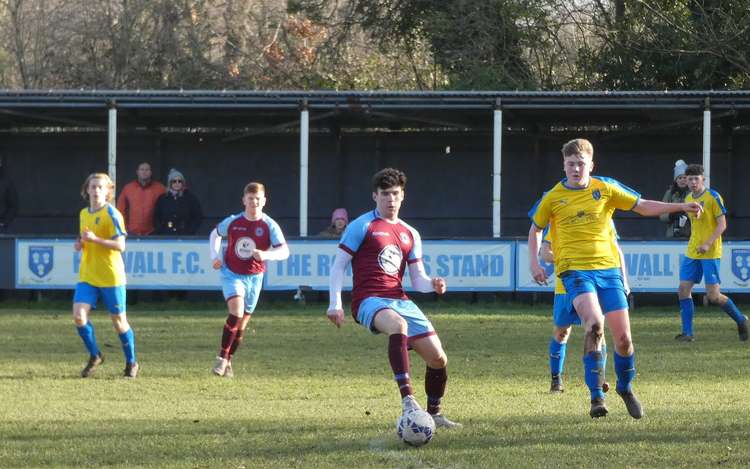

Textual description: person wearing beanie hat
[673,159,688,181]
[153,168,203,235]
[660,159,691,238]
[319,207,349,238]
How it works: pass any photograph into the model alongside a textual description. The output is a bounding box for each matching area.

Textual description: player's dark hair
[372,168,407,192]
[244,182,265,194]
[685,164,704,176]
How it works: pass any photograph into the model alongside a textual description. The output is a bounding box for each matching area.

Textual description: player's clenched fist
[531,264,548,285]
[327,308,345,328]
[432,277,447,295]
[212,259,222,270]
[683,201,703,218]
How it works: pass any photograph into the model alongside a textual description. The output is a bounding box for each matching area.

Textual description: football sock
[721,298,745,324]
[219,315,241,359]
[388,333,413,398]
[614,351,636,393]
[679,298,694,336]
[549,339,566,378]
[228,327,246,359]
[583,350,606,400]
[118,328,136,364]
[76,321,100,357]
[425,366,447,415]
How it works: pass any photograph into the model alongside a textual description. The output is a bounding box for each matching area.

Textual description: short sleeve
[108,205,127,238]
[603,178,641,211]
[530,195,551,230]
[407,227,422,263]
[267,217,286,247]
[216,214,238,237]
[339,214,371,256]
[709,190,727,218]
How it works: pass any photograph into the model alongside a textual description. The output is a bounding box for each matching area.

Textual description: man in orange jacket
[116,162,166,236]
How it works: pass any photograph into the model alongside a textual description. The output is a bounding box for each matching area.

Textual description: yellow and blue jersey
[685,189,726,259]
[531,176,639,273]
[543,221,621,294]
[79,204,127,287]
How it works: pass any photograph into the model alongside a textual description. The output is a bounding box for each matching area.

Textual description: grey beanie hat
[167,168,185,184]
[673,160,687,180]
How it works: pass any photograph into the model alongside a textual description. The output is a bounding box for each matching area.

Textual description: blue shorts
[356,297,435,340]
[680,258,721,285]
[73,282,126,314]
[221,268,263,314]
[560,268,628,314]
[553,293,580,328]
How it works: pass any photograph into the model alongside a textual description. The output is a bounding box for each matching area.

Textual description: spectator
[0,154,19,233]
[154,168,203,235]
[660,159,690,238]
[319,208,348,238]
[116,162,166,236]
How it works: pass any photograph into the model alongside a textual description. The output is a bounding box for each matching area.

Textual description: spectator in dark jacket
[660,159,690,238]
[0,154,19,233]
[154,168,203,235]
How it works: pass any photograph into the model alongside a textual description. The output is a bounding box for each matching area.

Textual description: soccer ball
[396,409,435,447]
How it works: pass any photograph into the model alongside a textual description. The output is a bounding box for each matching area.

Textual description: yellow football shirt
[685,189,726,260]
[532,176,639,274]
[79,204,127,287]
[543,222,621,294]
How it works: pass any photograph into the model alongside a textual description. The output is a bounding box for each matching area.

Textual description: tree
[576,0,750,89]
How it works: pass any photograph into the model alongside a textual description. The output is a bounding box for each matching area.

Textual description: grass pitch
[1,299,749,468]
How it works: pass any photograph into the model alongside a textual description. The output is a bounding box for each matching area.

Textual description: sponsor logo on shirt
[378,244,402,275]
[235,236,256,260]
[372,231,390,237]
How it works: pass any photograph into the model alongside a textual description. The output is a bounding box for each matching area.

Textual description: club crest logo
[235,236,256,260]
[731,249,750,282]
[399,232,410,245]
[29,246,54,278]
[255,227,264,237]
[592,189,601,200]
[378,244,402,275]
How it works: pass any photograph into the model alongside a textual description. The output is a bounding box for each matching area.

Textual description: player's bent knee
[614,333,632,349]
[428,354,447,369]
[706,292,724,305]
[555,328,571,343]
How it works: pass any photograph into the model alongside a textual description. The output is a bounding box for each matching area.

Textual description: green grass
[1,301,749,468]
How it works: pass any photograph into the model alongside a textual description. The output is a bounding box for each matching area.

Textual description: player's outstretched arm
[209,228,223,269]
[528,225,547,285]
[327,248,352,328]
[633,199,703,218]
[408,261,446,294]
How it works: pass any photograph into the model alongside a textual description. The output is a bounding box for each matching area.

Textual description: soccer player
[675,164,748,342]
[540,222,629,394]
[73,173,138,378]
[528,138,702,419]
[209,182,289,378]
[327,168,461,429]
